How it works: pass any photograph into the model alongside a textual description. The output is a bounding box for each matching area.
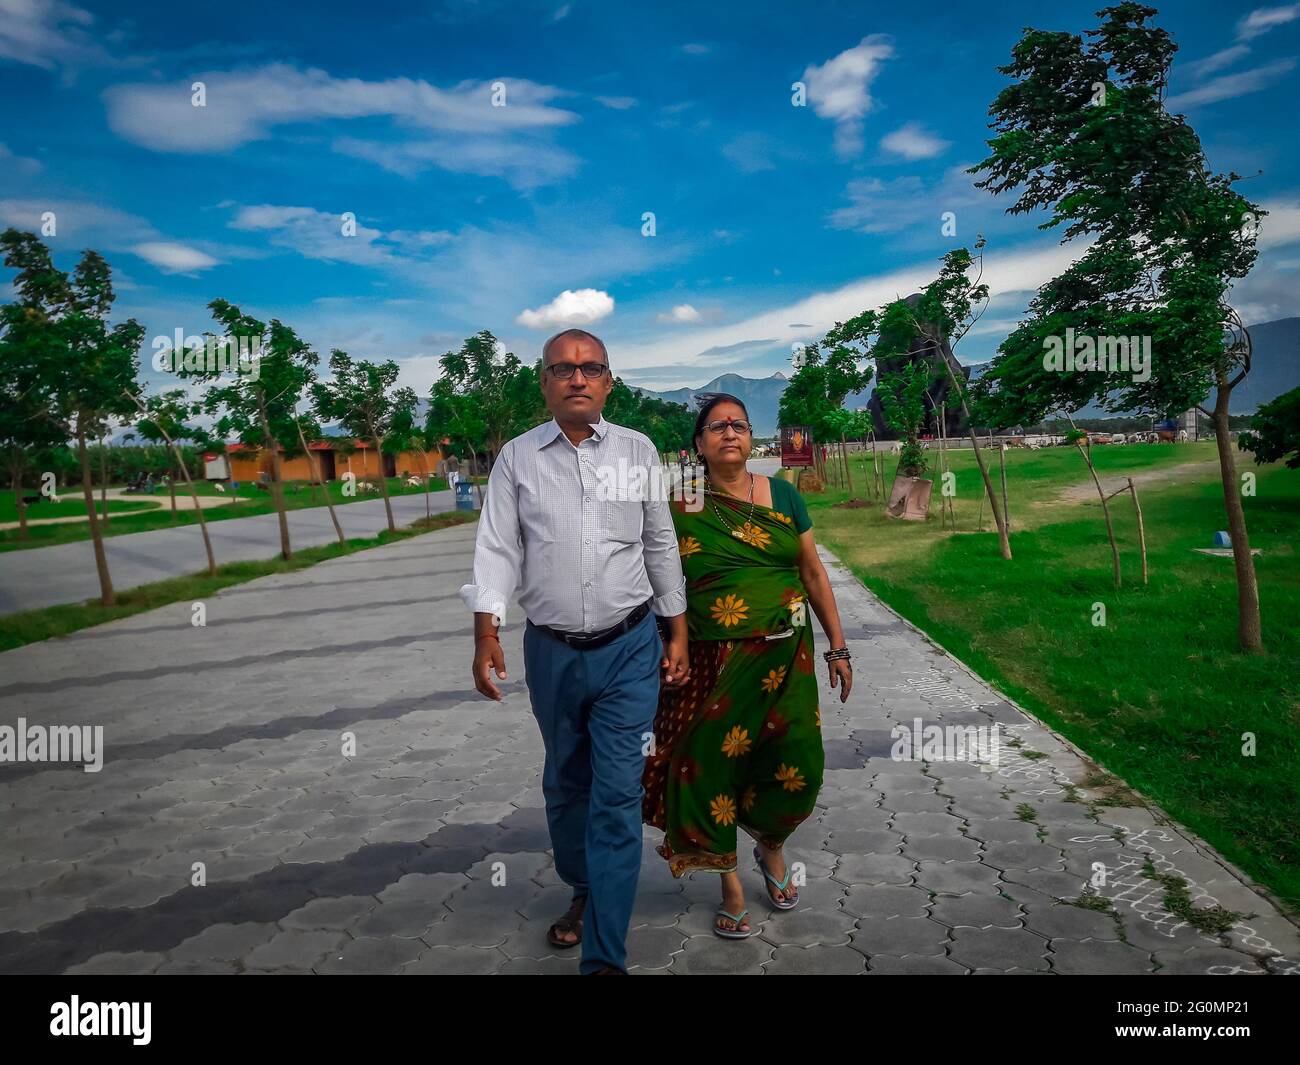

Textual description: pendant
[731,529,745,539]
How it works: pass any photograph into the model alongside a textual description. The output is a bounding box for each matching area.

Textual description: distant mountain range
[635,317,1300,433]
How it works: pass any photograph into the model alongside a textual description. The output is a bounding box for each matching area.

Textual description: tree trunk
[78,424,115,606]
[1211,394,1262,653]
[840,434,854,494]
[11,462,28,539]
[259,404,291,560]
[938,357,1011,558]
[1077,442,1121,590]
[373,434,396,532]
[296,421,345,547]
[98,436,110,526]
[168,461,178,520]
[999,443,1011,534]
[1128,477,1148,586]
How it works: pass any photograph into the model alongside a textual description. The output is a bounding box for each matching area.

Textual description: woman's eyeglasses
[702,419,752,435]
[545,362,608,380]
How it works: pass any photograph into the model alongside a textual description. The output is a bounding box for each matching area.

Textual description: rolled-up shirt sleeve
[458,445,522,626]
[640,446,687,618]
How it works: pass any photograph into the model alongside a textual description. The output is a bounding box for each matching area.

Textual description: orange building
[223,439,444,484]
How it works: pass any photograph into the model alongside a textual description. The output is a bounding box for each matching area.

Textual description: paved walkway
[0,488,461,616]
[0,522,1295,974]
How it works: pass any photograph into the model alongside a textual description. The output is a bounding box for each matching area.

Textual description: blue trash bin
[455,479,477,511]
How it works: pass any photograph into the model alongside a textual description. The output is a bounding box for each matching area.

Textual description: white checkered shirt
[459,416,687,632]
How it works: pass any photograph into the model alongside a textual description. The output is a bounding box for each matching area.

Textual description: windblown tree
[196,301,318,561]
[0,333,63,540]
[0,230,143,604]
[312,351,417,534]
[970,2,1266,650]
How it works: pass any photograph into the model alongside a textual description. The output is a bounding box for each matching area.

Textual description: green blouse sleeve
[772,476,812,533]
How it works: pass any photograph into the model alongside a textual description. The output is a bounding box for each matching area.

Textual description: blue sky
[2,0,1298,395]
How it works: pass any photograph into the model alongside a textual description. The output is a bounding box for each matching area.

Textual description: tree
[194,301,317,560]
[877,360,929,479]
[778,340,873,484]
[0,230,143,604]
[1239,387,1300,470]
[428,379,487,502]
[126,388,218,575]
[438,331,545,463]
[311,351,415,533]
[970,2,1265,650]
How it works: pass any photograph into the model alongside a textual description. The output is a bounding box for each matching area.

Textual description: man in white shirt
[460,329,689,975]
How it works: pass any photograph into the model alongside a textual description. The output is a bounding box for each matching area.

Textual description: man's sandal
[753,844,798,910]
[547,898,585,949]
[713,907,755,939]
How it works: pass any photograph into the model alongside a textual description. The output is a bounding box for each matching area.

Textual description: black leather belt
[531,599,653,651]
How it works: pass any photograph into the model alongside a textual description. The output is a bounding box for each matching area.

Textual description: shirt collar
[541,415,609,448]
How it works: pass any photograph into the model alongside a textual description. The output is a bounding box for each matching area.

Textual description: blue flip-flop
[713,907,755,939]
[754,845,799,910]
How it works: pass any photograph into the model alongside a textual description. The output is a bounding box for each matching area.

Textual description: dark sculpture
[867,293,970,440]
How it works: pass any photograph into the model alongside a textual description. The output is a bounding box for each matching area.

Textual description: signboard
[780,426,814,468]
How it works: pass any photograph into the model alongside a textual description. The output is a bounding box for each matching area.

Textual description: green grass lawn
[0,495,162,521]
[0,475,460,552]
[0,510,477,652]
[806,441,1300,911]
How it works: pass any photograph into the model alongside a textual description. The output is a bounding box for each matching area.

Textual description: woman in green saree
[643,394,853,938]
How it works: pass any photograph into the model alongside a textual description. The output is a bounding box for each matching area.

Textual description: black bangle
[822,647,851,662]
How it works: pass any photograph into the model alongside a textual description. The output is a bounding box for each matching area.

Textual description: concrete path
[0,488,461,616]
[0,521,1295,974]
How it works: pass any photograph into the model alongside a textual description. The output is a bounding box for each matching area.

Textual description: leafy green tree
[438,331,546,463]
[428,378,487,498]
[194,301,318,560]
[0,230,143,604]
[1239,387,1300,470]
[311,350,416,533]
[970,2,1266,649]
[877,360,930,478]
[126,388,218,575]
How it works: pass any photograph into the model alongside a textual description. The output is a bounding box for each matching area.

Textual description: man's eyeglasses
[702,419,752,435]
[545,362,608,380]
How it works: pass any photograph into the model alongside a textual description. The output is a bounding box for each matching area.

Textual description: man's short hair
[542,328,609,367]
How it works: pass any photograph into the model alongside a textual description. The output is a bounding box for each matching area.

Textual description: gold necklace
[705,473,755,538]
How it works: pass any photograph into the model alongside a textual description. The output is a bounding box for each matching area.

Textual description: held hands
[661,636,690,688]
[473,635,507,700]
[828,658,853,703]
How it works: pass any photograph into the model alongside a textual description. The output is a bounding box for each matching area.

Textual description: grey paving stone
[866,954,967,974]
[64,951,167,974]
[244,929,349,969]
[929,893,1024,930]
[1023,904,1123,942]
[625,924,689,970]
[851,916,950,957]
[901,835,982,862]
[766,944,866,975]
[1050,939,1154,974]
[1152,947,1269,975]
[169,922,280,961]
[315,935,426,974]
[671,934,774,975]
[913,860,1001,895]
[350,900,445,939]
[403,945,506,974]
[948,927,1050,972]
[832,852,917,886]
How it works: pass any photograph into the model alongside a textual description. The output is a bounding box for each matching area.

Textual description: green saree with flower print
[642,483,824,876]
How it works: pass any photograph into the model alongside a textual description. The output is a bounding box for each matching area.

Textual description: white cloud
[827,164,984,234]
[552,3,571,20]
[227,203,401,266]
[657,303,702,324]
[131,242,218,274]
[0,0,109,72]
[1238,4,1300,40]
[103,62,578,151]
[332,134,578,189]
[595,95,637,109]
[0,197,155,243]
[0,141,42,174]
[681,43,711,56]
[516,288,615,329]
[1257,196,1300,248]
[880,122,950,160]
[614,240,1082,384]
[802,35,894,157]
[1166,58,1297,108]
[1183,44,1252,80]
[722,133,777,173]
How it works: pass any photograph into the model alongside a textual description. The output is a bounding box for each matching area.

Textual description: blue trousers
[522,612,661,974]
